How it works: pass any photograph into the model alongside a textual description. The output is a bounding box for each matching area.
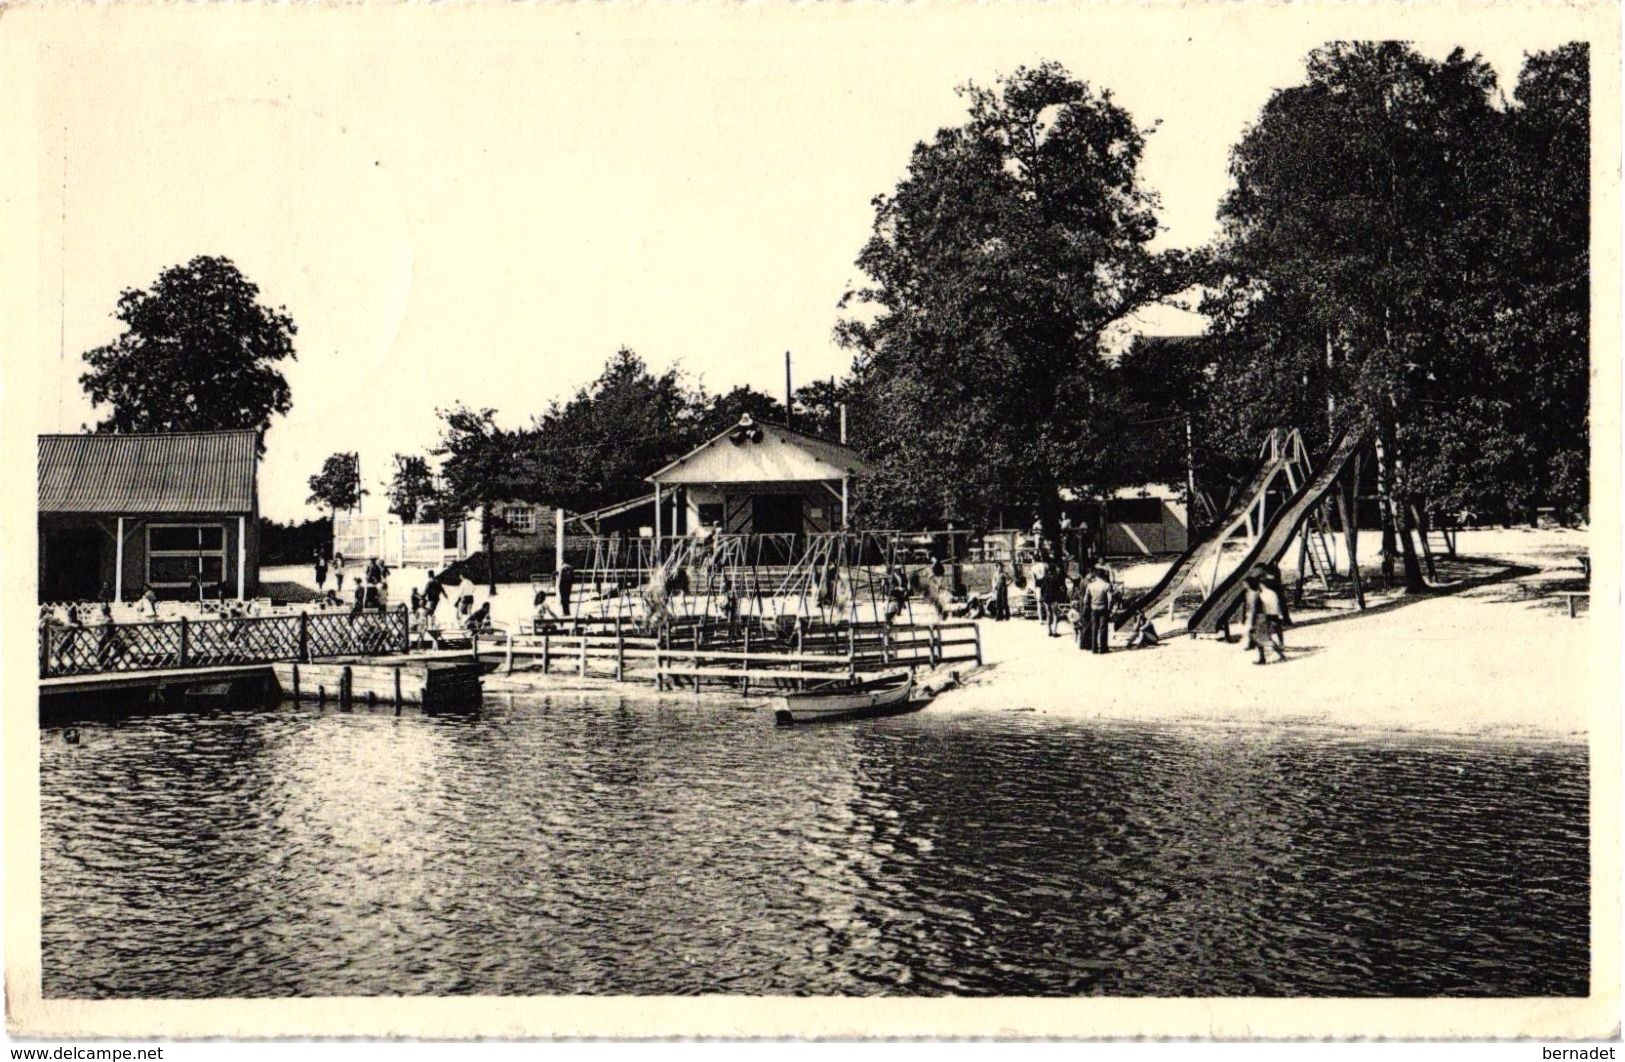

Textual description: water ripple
[39,700,1588,998]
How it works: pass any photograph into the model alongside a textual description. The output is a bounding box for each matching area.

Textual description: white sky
[21,7,1578,520]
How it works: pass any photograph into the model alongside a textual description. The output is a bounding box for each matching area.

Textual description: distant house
[38,430,260,602]
[1096,485,1189,556]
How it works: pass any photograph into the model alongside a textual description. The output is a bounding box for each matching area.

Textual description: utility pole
[784,350,793,429]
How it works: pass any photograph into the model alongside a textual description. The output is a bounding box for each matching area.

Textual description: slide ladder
[1119,429,1312,626]
[1186,428,1369,635]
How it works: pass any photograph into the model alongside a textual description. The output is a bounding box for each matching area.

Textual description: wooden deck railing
[39,606,412,678]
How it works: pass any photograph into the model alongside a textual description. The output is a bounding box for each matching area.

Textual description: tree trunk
[1185,415,1200,535]
[1372,434,1398,588]
[1375,418,1424,594]
[1037,486,1065,567]
[1412,502,1439,581]
[1336,455,1366,610]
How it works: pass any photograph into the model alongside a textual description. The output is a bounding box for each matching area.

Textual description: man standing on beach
[1086,567,1113,654]
[557,563,575,618]
[423,570,445,626]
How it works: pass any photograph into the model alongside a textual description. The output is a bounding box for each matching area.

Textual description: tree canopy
[386,454,438,522]
[1203,41,1589,550]
[837,62,1194,541]
[80,255,296,451]
[307,452,364,515]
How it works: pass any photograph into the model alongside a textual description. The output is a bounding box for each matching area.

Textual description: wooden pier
[38,598,982,715]
[492,617,982,692]
[271,659,484,707]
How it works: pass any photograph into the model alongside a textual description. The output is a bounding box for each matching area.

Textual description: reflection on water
[40,696,1588,997]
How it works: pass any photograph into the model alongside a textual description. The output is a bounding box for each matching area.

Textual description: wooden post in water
[542,631,550,673]
[615,620,625,681]
[339,665,352,708]
[578,633,588,677]
[742,624,751,697]
[298,612,310,662]
[393,666,403,706]
[847,624,856,679]
[292,662,301,701]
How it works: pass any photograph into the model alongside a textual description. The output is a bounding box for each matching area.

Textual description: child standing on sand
[1243,574,1288,664]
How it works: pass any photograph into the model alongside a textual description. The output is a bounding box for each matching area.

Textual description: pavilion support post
[654,483,662,554]
[841,476,849,530]
[237,516,246,600]
[115,517,125,601]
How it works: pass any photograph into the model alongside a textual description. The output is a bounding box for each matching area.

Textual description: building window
[502,505,534,533]
[697,503,724,528]
[1106,498,1165,524]
[148,524,226,587]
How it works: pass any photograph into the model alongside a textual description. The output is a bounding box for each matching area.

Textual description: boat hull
[773,673,915,725]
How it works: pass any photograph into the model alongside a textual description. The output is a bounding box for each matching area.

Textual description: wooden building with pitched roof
[37,430,260,602]
[646,414,871,544]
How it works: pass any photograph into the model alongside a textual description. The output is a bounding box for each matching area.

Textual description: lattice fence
[40,607,410,677]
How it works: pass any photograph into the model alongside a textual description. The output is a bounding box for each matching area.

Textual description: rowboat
[773,671,916,725]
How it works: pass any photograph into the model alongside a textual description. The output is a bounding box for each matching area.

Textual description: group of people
[343,556,394,618]
[974,553,1163,656]
[530,563,576,626]
[312,550,346,593]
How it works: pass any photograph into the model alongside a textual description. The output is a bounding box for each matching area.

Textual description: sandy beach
[939,527,1593,742]
[262,526,1593,743]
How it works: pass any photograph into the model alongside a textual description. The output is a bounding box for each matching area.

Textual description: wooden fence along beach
[37,592,982,713]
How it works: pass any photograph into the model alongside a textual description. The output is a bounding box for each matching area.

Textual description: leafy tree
[792,378,857,441]
[434,405,526,592]
[1108,336,1218,513]
[521,348,701,513]
[80,256,296,451]
[307,452,365,516]
[1206,42,1517,589]
[837,62,1193,550]
[695,385,786,439]
[258,516,334,566]
[386,454,438,522]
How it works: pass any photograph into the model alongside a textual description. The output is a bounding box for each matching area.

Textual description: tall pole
[114,516,124,601]
[784,350,793,429]
[555,506,565,573]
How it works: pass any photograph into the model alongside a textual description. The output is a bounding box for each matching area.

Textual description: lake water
[40,695,1588,997]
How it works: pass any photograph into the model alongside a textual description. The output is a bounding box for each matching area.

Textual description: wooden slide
[1185,428,1367,635]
